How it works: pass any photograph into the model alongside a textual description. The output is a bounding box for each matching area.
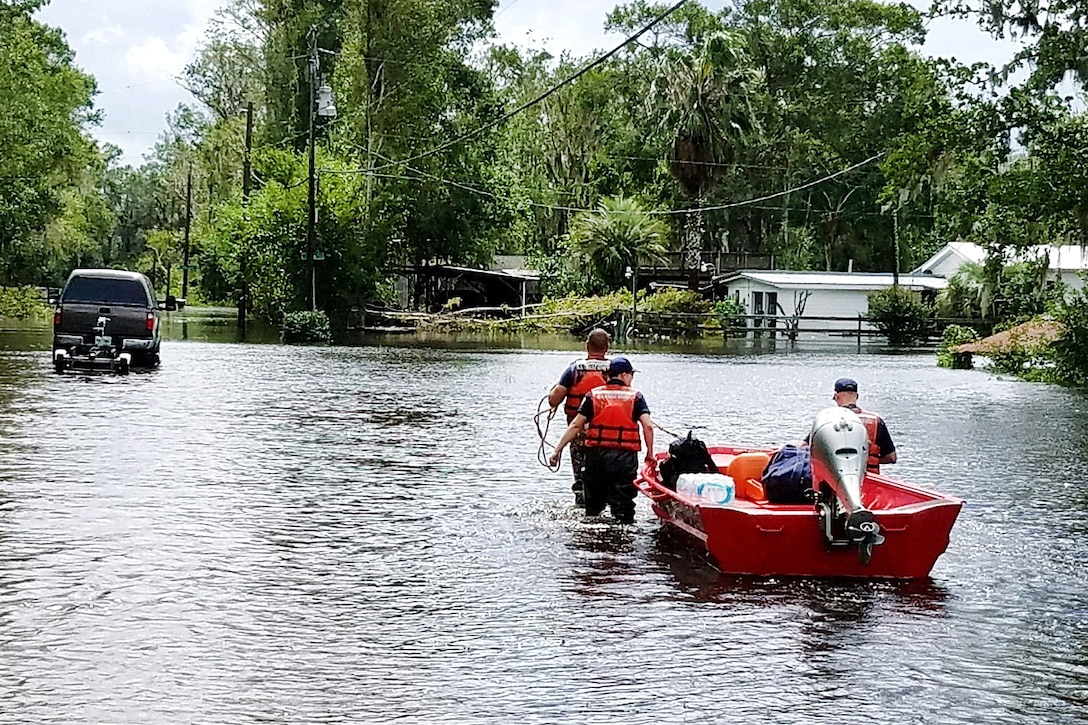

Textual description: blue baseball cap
[608,357,637,375]
[834,377,858,393]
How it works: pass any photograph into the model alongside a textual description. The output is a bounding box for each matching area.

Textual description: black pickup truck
[51,269,175,373]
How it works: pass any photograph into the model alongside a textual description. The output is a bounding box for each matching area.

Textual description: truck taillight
[146,312,155,330]
[53,308,61,325]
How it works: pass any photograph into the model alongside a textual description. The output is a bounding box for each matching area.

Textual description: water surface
[0,315,1084,724]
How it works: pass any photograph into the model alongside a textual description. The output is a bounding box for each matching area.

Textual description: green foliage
[867,287,933,347]
[994,257,1058,324]
[933,0,1088,93]
[533,287,705,320]
[0,285,48,319]
[0,7,100,284]
[937,261,987,318]
[714,295,747,337]
[640,288,711,313]
[714,297,745,317]
[1050,286,1088,386]
[14,0,1088,342]
[568,195,670,292]
[281,309,332,345]
[771,225,822,271]
[652,29,763,198]
[936,254,1063,326]
[976,318,1063,382]
[936,324,979,369]
[529,236,596,299]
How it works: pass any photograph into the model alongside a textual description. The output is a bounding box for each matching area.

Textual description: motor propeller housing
[809,406,884,563]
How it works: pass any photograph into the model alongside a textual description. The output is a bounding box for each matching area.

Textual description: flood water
[0,309,1085,724]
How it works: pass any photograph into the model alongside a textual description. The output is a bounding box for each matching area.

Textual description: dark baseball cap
[608,357,637,375]
[834,377,858,393]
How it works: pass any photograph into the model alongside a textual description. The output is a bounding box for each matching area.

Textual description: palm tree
[569,195,670,293]
[938,261,989,318]
[652,31,763,290]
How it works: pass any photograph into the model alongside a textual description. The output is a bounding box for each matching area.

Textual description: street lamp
[625,264,638,337]
[307,28,337,311]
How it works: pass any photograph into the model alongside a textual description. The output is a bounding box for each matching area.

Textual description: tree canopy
[2,0,1086,329]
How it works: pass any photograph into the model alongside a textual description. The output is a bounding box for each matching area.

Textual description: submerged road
[0,312,1084,724]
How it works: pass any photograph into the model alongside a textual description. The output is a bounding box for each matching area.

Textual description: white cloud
[82,23,125,46]
[124,36,186,80]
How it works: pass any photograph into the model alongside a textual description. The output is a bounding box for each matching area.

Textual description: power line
[692,152,886,213]
[494,0,528,20]
[97,78,183,92]
[337,150,885,216]
[370,0,691,173]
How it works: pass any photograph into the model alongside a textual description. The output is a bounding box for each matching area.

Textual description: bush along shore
[364,289,732,338]
[938,288,1088,386]
[0,286,51,321]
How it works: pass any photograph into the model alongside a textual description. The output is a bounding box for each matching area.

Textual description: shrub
[714,297,747,337]
[0,286,49,320]
[936,324,979,369]
[281,310,332,344]
[641,288,711,313]
[867,287,933,347]
[1051,287,1088,386]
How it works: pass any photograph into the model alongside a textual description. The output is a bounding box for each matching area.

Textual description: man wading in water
[547,328,611,506]
[550,357,655,524]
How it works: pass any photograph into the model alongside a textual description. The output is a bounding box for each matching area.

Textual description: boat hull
[637,446,963,579]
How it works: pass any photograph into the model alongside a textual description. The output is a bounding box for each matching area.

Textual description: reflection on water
[0,321,1084,723]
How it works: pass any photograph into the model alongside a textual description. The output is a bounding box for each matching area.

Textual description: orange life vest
[563,357,610,420]
[854,408,882,473]
[584,383,642,451]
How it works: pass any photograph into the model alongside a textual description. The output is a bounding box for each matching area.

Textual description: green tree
[934,0,1088,94]
[651,30,762,289]
[568,195,670,293]
[867,286,933,347]
[0,3,100,283]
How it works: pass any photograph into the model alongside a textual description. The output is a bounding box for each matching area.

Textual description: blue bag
[760,444,814,504]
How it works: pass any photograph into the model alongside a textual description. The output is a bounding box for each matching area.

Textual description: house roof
[912,241,1088,276]
[1045,246,1088,271]
[955,319,1063,354]
[717,270,947,291]
[429,265,540,281]
[910,241,988,276]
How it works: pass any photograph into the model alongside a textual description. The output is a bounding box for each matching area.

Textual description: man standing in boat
[832,377,897,473]
[547,328,612,506]
[549,357,655,524]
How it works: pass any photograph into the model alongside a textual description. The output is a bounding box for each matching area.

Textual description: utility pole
[307,28,318,312]
[182,167,192,299]
[305,27,336,312]
[239,101,253,332]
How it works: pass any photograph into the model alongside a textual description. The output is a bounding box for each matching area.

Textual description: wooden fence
[621,311,991,344]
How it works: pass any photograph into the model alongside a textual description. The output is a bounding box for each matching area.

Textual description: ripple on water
[0,338,1084,723]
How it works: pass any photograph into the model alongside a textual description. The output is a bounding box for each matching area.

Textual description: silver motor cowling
[809,405,884,563]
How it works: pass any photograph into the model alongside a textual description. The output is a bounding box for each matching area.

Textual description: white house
[717,270,947,336]
[909,241,987,278]
[912,241,1088,291]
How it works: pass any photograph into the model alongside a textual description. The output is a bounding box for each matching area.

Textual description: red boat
[636,435,964,579]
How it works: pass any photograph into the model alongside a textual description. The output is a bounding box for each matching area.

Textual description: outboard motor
[809,405,884,564]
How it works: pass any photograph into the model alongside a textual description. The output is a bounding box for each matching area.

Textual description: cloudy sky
[35,0,1020,166]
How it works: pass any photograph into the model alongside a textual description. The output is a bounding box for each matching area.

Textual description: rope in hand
[536,394,688,467]
[533,395,562,471]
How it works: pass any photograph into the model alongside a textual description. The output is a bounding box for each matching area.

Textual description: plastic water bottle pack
[675,473,735,505]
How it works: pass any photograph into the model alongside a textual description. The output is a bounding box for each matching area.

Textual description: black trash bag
[760,444,814,504]
[659,431,717,490]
